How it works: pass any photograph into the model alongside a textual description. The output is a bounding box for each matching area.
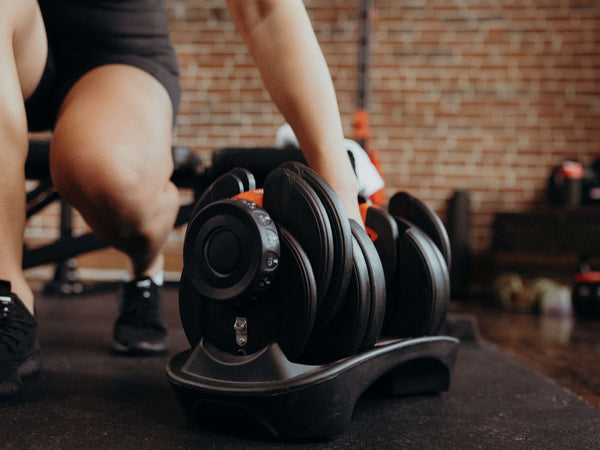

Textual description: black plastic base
[166,336,459,439]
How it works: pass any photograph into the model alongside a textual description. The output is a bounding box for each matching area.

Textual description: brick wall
[25,0,600,278]
[168,0,600,254]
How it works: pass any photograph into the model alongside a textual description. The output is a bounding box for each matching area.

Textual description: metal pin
[234,317,248,347]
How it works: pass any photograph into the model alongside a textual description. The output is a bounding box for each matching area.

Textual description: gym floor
[3,284,600,448]
[451,300,600,411]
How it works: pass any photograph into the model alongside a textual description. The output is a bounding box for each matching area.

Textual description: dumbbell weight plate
[281,162,353,330]
[422,228,451,335]
[228,167,256,192]
[388,192,452,268]
[263,167,335,329]
[272,226,318,360]
[362,204,399,292]
[189,172,245,221]
[349,220,387,351]
[179,270,204,347]
[298,234,371,365]
[382,217,450,338]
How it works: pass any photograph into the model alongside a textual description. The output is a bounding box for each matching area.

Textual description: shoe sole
[0,349,42,401]
[110,340,168,356]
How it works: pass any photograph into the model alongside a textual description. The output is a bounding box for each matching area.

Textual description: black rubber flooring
[3,286,600,449]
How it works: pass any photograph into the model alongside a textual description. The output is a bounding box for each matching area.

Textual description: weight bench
[24,139,207,295]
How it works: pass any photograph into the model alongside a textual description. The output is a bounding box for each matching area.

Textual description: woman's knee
[51,141,176,235]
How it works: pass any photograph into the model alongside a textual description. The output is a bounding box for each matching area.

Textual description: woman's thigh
[29,0,180,132]
[49,64,175,214]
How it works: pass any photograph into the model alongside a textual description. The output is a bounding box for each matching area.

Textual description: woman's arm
[224,0,361,223]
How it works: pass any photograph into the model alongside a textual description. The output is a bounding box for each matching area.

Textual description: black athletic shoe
[0,281,41,400]
[111,277,168,355]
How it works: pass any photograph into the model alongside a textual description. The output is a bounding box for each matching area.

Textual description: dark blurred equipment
[584,158,600,204]
[573,259,600,318]
[447,190,471,300]
[548,159,600,207]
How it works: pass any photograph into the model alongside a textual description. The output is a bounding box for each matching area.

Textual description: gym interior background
[26,0,599,291]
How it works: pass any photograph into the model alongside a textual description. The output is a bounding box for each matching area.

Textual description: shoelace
[1,295,12,319]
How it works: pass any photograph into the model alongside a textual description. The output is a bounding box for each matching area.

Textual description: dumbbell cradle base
[166,335,459,439]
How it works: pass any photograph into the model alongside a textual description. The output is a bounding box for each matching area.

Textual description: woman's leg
[0,0,47,313]
[49,64,179,354]
[50,64,179,282]
[0,0,48,399]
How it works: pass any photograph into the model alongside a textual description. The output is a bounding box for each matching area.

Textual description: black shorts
[25,0,181,131]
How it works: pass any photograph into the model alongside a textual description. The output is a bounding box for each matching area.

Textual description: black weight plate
[189,172,245,221]
[402,219,449,336]
[273,226,318,361]
[179,270,204,347]
[387,211,450,335]
[228,167,256,192]
[298,236,370,365]
[263,167,335,328]
[388,192,452,268]
[281,162,353,330]
[178,228,317,359]
[349,219,386,351]
[382,217,447,338]
[363,205,399,290]
[426,236,451,335]
[183,199,280,300]
[394,216,450,335]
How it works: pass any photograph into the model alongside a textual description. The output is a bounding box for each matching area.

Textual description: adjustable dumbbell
[179,163,451,366]
[179,164,382,364]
